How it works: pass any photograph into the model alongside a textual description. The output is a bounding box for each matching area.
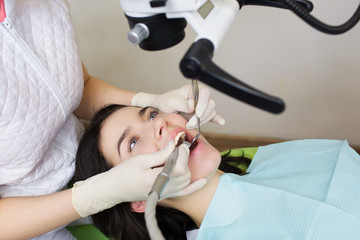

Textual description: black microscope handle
[180,39,285,114]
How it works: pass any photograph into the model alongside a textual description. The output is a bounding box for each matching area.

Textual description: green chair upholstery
[221,147,258,159]
[67,224,110,240]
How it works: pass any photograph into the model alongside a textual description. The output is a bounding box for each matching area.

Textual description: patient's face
[99,106,221,182]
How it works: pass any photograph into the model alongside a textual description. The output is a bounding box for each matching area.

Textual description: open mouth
[175,131,198,152]
[153,132,199,169]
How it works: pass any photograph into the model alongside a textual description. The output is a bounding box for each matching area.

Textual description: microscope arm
[242,0,313,12]
[180,39,285,114]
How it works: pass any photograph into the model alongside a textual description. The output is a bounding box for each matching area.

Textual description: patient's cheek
[134,143,159,157]
[168,113,188,126]
[189,150,221,182]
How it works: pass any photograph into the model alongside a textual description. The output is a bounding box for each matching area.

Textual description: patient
[75,104,360,240]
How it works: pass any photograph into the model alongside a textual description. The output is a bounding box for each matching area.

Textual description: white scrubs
[0,0,84,239]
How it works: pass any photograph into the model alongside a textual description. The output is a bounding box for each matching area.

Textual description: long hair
[74,104,250,240]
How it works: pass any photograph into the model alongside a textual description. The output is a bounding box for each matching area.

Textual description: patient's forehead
[104,106,139,122]
[101,106,142,135]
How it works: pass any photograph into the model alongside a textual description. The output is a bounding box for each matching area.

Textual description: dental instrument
[145,134,198,240]
[192,79,201,135]
[118,0,360,114]
[145,145,179,240]
[191,133,200,147]
[189,78,201,147]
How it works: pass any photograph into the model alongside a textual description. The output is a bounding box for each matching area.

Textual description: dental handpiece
[146,141,194,240]
[149,146,180,198]
[149,138,197,197]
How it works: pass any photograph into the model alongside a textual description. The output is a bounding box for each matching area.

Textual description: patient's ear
[130,201,146,213]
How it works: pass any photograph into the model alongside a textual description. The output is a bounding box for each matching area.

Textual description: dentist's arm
[0,190,79,240]
[74,63,136,120]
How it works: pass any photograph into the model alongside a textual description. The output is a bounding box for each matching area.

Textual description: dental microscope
[118,0,360,115]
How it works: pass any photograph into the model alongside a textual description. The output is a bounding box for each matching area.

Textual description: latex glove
[131,83,225,129]
[160,142,205,200]
[72,140,206,217]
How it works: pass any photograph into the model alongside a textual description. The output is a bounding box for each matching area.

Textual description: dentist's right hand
[72,140,206,217]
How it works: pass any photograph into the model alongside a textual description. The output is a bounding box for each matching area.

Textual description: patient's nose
[153,117,167,140]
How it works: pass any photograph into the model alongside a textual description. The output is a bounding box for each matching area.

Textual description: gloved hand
[160,142,204,200]
[131,83,225,129]
[72,140,206,217]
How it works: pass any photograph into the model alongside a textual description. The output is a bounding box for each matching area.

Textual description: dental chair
[67,147,258,239]
[67,224,109,240]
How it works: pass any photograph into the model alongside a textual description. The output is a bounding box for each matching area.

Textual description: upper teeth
[175,131,185,145]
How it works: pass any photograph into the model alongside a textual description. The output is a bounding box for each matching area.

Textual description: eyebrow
[139,106,149,118]
[116,107,150,157]
[117,127,130,157]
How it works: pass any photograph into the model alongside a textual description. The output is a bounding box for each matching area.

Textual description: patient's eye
[128,137,138,152]
[149,109,159,121]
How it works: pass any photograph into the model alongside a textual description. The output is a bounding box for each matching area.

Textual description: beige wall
[69,0,360,145]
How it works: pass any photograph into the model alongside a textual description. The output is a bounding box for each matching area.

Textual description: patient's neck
[159,170,223,227]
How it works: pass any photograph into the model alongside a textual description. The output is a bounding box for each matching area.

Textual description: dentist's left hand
[72,140,206,217]
[131,83,225,129]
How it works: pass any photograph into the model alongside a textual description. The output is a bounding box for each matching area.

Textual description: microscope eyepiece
[125,14,187,51]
